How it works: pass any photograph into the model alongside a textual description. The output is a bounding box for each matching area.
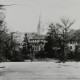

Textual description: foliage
[35,49,46,59]
[22,33,31,59]
[10,50,24,62]
[74,45,80,61]
[0,12,9,62]
[4,32,21,61]
[44,18,74,61]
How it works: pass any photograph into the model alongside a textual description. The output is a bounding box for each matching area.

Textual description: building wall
[68,41,78,51]
[12,31,46,52]
[29,39,46,52]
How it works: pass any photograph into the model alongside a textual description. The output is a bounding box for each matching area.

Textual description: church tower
[37,14,41,35]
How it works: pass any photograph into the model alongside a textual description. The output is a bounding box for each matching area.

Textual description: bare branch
[61,18,69,27]
[67,20,75,29]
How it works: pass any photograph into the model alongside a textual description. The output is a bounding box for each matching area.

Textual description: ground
[0,61,80,80]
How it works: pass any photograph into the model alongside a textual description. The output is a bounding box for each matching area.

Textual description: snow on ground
[0,62,80,80]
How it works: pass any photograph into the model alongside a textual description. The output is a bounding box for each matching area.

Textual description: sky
[1,0,80,34]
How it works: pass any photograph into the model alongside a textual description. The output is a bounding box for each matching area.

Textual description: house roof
[69,29,80,41]
[29,34,45,40]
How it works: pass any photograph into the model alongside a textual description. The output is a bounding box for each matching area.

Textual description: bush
[10,50,24,62]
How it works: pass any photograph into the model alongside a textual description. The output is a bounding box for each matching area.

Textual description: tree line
[38,18,80,61]
[34,18,80,62]
[0,12,80,62]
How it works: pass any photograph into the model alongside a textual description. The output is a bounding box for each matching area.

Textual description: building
[12,16,46,52]
[12,31,25,49]
[12,26,80,53]
[11,13,47,52]
[13,32,46,52]
[68,29,80,52]
[28,34,46,52]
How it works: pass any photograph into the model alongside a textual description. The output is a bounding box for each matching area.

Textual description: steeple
[37,14,41,35]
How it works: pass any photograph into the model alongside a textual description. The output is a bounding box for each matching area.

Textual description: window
[70,46,72,49]
[70,41,72,44]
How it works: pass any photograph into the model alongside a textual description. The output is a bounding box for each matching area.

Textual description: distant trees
[0,4,24,62]
[0,12,19,62]
[0,11,79,62]
[44,18,74,61]
[22,33,31,59]
[0,12,9,61]
[6,32,22,61]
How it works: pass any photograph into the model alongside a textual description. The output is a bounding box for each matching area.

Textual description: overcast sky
[1,0,80,33]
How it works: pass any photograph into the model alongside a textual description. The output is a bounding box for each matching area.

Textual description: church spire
[37,14,41,35]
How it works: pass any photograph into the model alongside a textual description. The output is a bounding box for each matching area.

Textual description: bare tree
[56,18,74,61]
[45,18,74,61]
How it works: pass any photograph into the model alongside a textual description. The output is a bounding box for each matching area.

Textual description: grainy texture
[0,62,80,80]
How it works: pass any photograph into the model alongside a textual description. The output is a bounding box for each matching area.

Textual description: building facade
[12,32,46,52]
[28,34,46,52]
[68,29,80,52]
